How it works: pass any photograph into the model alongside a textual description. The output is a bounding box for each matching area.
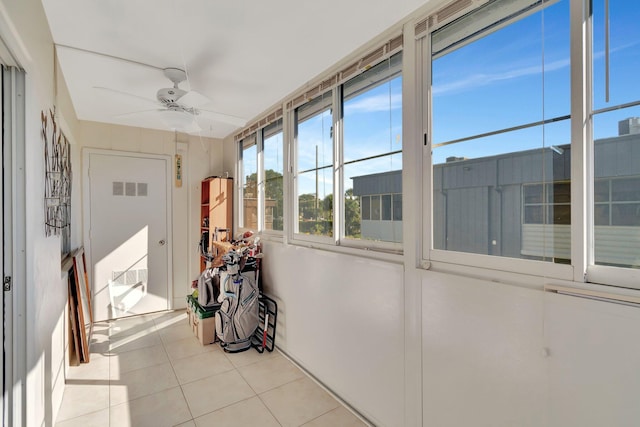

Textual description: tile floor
[55,310,368,427]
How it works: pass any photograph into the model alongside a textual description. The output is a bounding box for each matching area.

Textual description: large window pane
[263,121,284,231]
[592,0,640,268]
[593,106,640,267]
[296,92,333,237]
[241,139,257,230]
[592,0,640,111]
[343,53,402,243]
[431,0,570,262]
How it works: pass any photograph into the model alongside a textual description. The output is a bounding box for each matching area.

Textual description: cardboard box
[186,294,218,345]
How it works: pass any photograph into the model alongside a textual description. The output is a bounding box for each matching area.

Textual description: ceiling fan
[95,67,246,132]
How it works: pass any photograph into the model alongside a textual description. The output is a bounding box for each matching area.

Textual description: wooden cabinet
[200,177,233,272]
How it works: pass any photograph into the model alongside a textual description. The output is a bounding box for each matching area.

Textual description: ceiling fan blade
[93,86,160,107]
[113,109,165,118]
[198,108,247,127]
[178,90,211,108]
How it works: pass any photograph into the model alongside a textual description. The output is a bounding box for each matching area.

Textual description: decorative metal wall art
[42,109,72,243]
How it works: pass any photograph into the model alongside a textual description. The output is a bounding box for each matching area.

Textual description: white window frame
[290,91,337,246]
[420,0,575,282]
[339,54,404,253]
[583,0,640,289]
[261,120,285,237]
[237,122,286,238]
[237,134,257,232]
[288,56,405,253]
[419,0,640,290]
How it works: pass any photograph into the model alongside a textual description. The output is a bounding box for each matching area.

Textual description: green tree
[245,169,284,230]
[344,188,361,238]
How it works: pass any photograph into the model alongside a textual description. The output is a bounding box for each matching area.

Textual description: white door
[87,152,171,321]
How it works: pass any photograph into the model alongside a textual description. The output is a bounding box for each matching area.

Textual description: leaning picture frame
[72,247,93,362]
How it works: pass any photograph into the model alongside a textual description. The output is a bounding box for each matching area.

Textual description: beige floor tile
[55,408,109,427]
[163,336,216,361]
[260,377,340,427]
[301,406,368,427]
[173,421,196,427]
[182,369,255,418]
[108,314,157,338]
[109,362,179,406]
[223,346,279,368]
[109,344,168,379]
[171,348,234,385]
[151,309,188,328]
[66,354,110,381]
[109,386,192,427]
[157,322,194,344]
[194,396,280,427]
[56,381,110,422]
[238,352,305,394]
[109,331,162,354]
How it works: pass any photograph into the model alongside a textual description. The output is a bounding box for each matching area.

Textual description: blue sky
[433,0,640,164]
[294,77,402,196]
[251,0,640,197]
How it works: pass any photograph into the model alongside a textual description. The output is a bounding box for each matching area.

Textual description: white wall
[0,0,81,425]
[261,241,406,427]
[421,272,547,427]
[78,121,223,309]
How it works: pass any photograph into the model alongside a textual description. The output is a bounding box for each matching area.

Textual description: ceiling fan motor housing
[157,87,187,105]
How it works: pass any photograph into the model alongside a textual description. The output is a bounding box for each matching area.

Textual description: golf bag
[197,267,220,308]
[215,251,259,352]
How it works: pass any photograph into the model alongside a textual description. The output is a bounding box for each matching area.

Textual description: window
[430,0,570,262]
[263,120,284,232]
[232,36,402,251]
[290,52,403,248]
[591,0,640,270]
[237,119,283,234]
[240,136,258,230]
[523,183,571,225]
[344,53,402,244]
[295,92,334,237]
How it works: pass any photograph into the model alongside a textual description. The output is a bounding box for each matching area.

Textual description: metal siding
[446,187,488,254]
[433,190,446,250]
[352,170,402,196]
[500,185,523,258]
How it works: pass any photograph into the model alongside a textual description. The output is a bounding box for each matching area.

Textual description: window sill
[288,237,404,265]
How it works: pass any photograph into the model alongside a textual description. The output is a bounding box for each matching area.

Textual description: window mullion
[570,0,591,282]
[257,130,265,232]
[334,86,343,244]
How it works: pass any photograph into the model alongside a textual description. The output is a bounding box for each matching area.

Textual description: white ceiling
[41,0,430,139]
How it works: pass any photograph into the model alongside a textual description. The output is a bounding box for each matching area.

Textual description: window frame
[585,0,640,288]
[238,134,258,231]
[291,91,336,245]
[261,120,285,236]
[340,54,404,252]
[419,0,640,290]
[236,121,285,237]
[421,0,575,282]
[288,55,405,253]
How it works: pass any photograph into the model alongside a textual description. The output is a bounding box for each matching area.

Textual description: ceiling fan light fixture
[159,109,199,132]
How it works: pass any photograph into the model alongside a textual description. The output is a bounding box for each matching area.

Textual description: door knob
[159,239,166,246]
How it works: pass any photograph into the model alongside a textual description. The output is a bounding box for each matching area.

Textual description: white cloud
[344,93,401,114]
[433,57,570,95]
